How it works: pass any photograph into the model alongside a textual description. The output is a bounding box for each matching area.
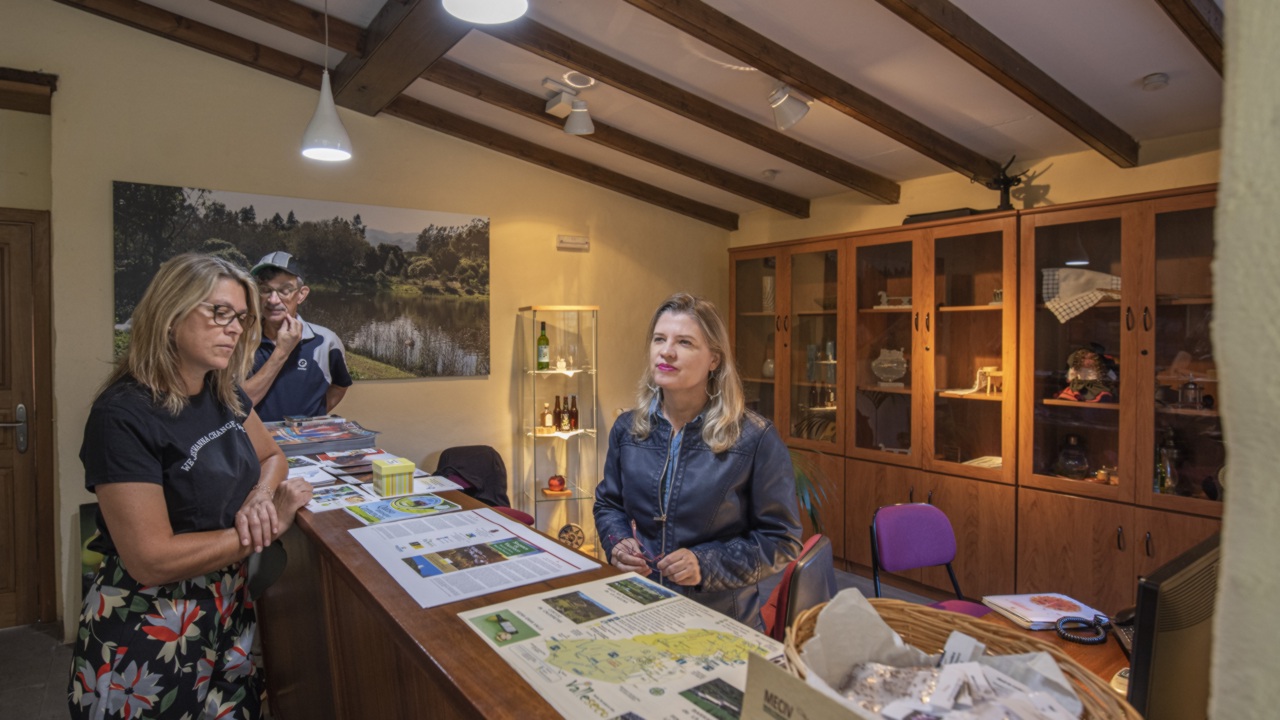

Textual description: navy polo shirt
[251,316,353,422]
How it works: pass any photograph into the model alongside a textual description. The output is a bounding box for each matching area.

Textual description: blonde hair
[106,253,260,416]
[631,293,745,453]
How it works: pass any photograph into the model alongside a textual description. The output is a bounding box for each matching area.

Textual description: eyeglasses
[198,302,255,328]
[258,283,301,299]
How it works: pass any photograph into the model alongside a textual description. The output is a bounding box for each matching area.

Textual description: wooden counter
[258,492,616,720]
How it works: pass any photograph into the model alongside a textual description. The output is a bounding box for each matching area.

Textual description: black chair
[434,445,533,525]
[760,534,836,641]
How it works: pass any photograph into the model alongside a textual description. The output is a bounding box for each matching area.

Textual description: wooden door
[844,457,921,584]
[1132,507,1220,581]
[919,473,1016,598]
[0,209,53,627]
[1017,488,1135,614]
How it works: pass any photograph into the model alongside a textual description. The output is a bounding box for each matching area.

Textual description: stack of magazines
[263,415,379,457]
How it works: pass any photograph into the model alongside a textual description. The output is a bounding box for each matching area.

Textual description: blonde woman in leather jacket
[594,293,802,629]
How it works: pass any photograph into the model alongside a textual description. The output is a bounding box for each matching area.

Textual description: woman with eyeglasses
[70,253,312,720]
[594,293,802,629]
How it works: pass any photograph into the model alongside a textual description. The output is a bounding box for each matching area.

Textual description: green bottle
[536,321,550,370]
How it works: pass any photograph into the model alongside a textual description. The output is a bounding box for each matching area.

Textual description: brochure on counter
[286,455,338,486]
[981,593,1105,630]
[460,572,783,720]
[345,493,463,525]
[348,507,600,608]
[306,483,377,512]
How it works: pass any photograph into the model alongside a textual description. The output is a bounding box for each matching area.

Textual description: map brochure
[306,483,377,513]
[981,592,1105,630]
[348,507,600,608]
[345,493,463,526]
[286,456,338,486]
[459,572,784,720]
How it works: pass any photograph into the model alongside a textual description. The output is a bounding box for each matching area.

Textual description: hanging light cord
[322,0,330,69]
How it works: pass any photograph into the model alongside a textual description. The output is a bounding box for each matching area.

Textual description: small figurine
[1057,346,1118,402]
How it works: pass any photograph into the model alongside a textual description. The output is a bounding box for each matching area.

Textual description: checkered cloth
[1042,268,1122,323]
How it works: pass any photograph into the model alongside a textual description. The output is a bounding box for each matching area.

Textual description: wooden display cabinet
[1017,488,1220,613]
[847,216,1018,485]
[731,240,845,454]
[1017,187,1223,518]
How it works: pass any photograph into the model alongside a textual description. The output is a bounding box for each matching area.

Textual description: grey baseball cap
[251,251,303,282]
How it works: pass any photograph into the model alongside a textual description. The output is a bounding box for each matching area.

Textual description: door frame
[1,208,55,624]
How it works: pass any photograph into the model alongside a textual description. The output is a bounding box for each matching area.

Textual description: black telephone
[1113,606,1137,657]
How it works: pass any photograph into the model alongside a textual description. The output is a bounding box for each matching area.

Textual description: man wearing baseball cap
[243,251,353,422]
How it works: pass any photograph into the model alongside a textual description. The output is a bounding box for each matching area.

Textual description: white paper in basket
[797,589,1084,718]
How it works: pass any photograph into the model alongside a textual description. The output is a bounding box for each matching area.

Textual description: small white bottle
[542,402,553,430]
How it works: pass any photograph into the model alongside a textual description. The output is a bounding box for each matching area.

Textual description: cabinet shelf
[529,429,597,440]
[741,376,776,384]
[938,391,1004,401]
[856,385,912,394]
[795,309,837,317]
[738,311,776,317]
[528,368,596,377]
[859,306,913,313]
[1156,406,1220,418]
[937,304,1003,312]
[1040,398,1120,410]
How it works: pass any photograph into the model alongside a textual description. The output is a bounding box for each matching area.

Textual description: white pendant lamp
[563,100,595,135]
[302,0,352,161]
[443,0,528,24]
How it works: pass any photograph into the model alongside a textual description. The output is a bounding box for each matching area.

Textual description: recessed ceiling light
[562,71,596,90]
[1142,73,1170,92]
[761,169,780,182]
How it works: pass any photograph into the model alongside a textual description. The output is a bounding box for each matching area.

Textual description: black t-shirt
[80,376,260,556]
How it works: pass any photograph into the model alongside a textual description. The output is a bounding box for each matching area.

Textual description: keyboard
[1114,623,1135,658]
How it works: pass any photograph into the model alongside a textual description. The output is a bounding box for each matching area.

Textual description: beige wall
[0,108,51,210]
[730,133,1219,247]
[1,0,729,639]
[1210,1,1280,716]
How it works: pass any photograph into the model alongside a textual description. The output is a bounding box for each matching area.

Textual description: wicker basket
[783,598,1140,720]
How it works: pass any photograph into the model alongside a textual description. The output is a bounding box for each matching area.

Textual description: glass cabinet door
[786,245,842,450]
[1144,198,1223,513]
[1020,212,1129,500]
[849,238,916,463]
[732,252,781,426]
[924,220,1015,482]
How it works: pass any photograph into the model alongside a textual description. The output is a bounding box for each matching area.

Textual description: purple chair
[870,503,991,618]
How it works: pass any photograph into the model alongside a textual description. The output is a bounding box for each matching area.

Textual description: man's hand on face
[275,314,303,355]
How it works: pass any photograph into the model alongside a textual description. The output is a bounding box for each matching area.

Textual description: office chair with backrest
[434,445,533,526]
[761,534,837,641]
[870,503,991,618]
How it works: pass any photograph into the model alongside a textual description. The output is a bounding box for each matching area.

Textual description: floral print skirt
[69,554,264,720]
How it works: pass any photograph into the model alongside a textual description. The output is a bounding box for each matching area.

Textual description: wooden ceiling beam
[206,0,364,57]
[1153,0,1223,74]
[385,96,739,230]
[871,0,1139,167]
[56,0,738,228]
[424,60,810,218]
[0,68,57,115]
[620,0,1003,181]
[54,0,321,87]
[484,19,901,204]
[330,0,470,116]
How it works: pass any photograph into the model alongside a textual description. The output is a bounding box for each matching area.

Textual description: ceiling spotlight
[442,0,528,24]
[1142,72,1170,92]
[301,0,352,161]
[761,169,780,182]
[769,84,811,131]
[564,100,595,135]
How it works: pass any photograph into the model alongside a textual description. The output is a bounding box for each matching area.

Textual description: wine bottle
[536,321,550,370]
[553,395,562,430]
[569,395,579,430]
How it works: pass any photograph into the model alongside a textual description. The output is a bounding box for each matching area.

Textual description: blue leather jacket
[594,407,802,628]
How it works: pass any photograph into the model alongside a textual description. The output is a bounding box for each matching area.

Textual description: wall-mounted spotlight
[543,77,596,136]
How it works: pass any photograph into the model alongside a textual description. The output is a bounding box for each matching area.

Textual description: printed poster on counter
[347,507,600,608]
[459,572,784,719]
